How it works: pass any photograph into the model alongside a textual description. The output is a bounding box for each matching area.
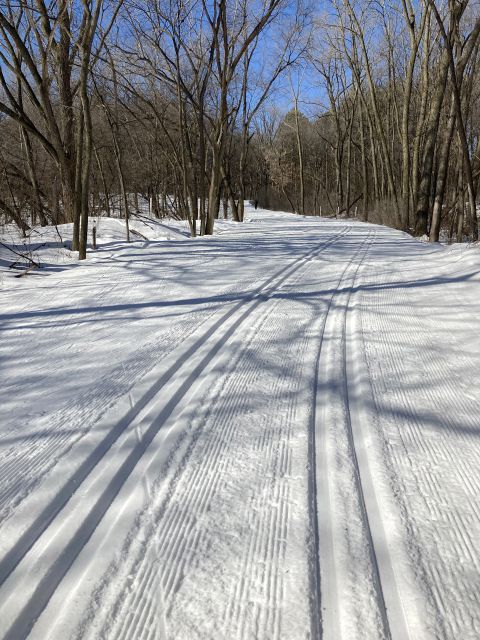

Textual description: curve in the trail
[0,226,352,640]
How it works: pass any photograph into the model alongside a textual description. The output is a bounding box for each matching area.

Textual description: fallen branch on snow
[1,240,42,273]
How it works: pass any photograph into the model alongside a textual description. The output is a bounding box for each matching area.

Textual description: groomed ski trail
[2,210,480,640]
[0,224,352,639]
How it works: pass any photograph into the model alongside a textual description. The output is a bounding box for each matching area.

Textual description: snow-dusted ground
[1,207,480,640]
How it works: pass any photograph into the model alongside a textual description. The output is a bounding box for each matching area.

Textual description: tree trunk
[430,93,456,242]
[294,102,305,216]
[359,100,369,220]
[414,50,450,235]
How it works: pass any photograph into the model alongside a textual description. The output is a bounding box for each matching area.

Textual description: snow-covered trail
[1,210,480,639]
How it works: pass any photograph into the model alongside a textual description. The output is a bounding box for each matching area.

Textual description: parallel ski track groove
[106,240,323,640]
[339,235,394,640]
[311,231,404,640]
[0,273,268,522]
[307,233,373,640]
[0,226,351,640]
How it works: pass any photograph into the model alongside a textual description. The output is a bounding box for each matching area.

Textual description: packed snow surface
[1,207,480,640]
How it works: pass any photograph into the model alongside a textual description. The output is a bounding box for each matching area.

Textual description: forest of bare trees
[1,0,479,258]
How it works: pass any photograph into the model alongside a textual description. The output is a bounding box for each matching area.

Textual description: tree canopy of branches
[1,0,479,249]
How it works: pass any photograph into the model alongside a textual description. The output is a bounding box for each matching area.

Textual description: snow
[0,215,191,282]
[1,206,480,639]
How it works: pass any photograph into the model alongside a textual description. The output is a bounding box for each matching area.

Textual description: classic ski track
[0,231,330,405]
[0,225,351,640]
[0,253,259,410]
[85,229,365,640]
[0,270,276,523]
[0,235,266,395]
[305,235,374,640]
[75,233,348,640]
[341,239,412,640]
[312,234,375,640]
[313,231,412,640]
[93,236,338,640]
[360,256,480,639]
[0,229,348,523]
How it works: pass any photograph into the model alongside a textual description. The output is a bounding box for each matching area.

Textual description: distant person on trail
[254,200,258,210]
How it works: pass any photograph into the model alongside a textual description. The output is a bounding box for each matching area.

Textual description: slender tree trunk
[294,101,305,216]
[457,165,465,242]
[411,21,430,224]
[347,13,399,218]
[359,100,369,220]
[197,106,207,235]
[414,50,450,235]
[113,137,130,242]
[21,127,47,226]
[94,144,111,217]
[427,1,480,241]
[79,93,92,260]
[430,93,456,242]
[72,107,84,250]
[206,146,223,234]
[401,18,425,228]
